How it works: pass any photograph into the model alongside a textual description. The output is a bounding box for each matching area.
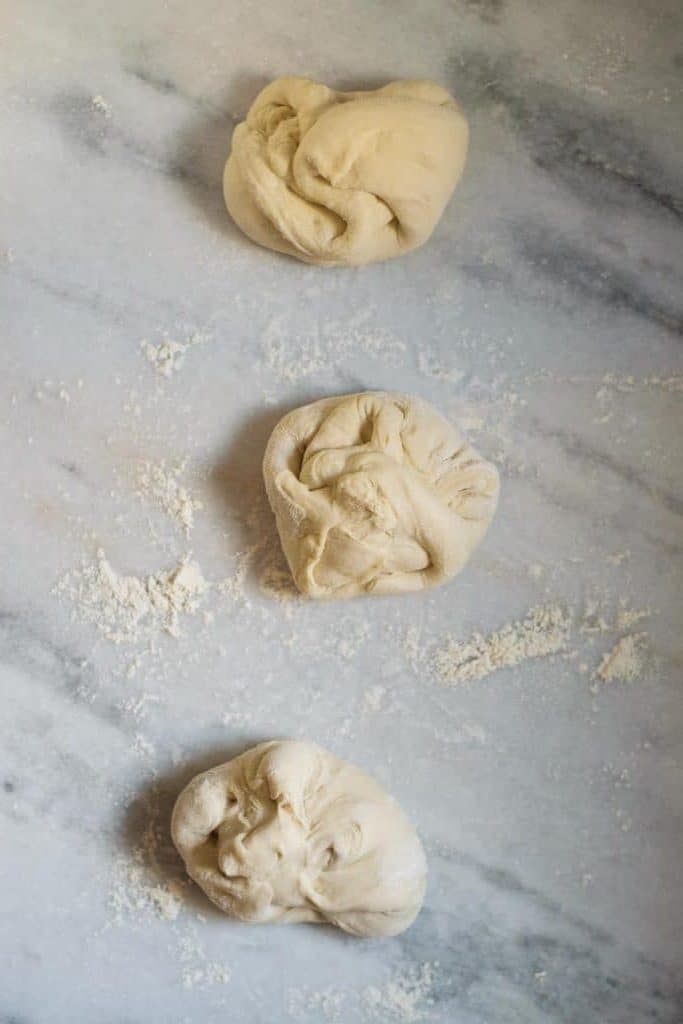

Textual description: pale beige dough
[171,740,426,938]
[262,391,499,599]
[223,76,468,266]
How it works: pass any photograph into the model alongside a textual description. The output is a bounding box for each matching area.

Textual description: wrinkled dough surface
[171,740,426,938]
[223,76,468,266]
[263,392,499,599]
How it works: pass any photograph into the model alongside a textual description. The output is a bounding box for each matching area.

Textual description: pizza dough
[262,391,499,599]
[223,76,468,266]
[171,740,426,938]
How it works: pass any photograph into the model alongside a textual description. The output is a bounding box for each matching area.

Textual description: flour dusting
[131,733,156,761]
[287,986,346,1022]
[286,963,437,1022]
[615,603,651,631]
[404,625,427,674]
[216,546,258,606]
[363,962,438,1022]
[91,94,111,117]
[140,332,209,378]
[136,459,203,536]
[263,316,405,382]
[434,605,571,684]
[108,798,185,924]
[282,617,370,662]
[594,634,646,684]
[107,792,231,990]
[417,348,463,383]
[55,550,207,643]
[648,374,683,393]
[178,932,232,990]
[109,860,184,923]
[116,693,162,721]
[363,685,387,713]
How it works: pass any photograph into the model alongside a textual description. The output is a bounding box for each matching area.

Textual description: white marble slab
[1,0,682,1021]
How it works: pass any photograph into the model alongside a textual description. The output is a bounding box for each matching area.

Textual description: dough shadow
[172,72,270,243]
[208,396,318,585]
[329,74,399,93]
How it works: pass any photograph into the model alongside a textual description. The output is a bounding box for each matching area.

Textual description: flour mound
[55,550,207,643]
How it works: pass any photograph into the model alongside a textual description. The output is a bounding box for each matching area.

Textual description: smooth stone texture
[1,0,682,1022]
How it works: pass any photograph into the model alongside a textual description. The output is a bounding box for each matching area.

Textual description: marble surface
[2,0,682,1021]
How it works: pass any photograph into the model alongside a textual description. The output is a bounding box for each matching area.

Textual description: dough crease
[172,740,427,938]
[224,77,469,265]
[263,391,499,599]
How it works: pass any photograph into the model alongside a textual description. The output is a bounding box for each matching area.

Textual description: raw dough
[263,391,499,599]
[171,740,426,937]
[223,76,468,266]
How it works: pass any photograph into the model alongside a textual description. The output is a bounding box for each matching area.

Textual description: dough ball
[223,76,468,266]
[263,391,499,599]
[171,740,426,938]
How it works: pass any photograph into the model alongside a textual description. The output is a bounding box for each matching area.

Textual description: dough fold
[223,76,469,265]
[263,391,499,599]
[171,740,427,938]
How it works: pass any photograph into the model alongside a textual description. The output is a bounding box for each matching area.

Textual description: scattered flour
[178,932,232,990]
[286,963,437,1023]
[282,617,370,661]
[411,596,653,690]
[615,602,651,631]
[136,459,203,536]
[587,372,683,402]
[108,803,185,925]
[131,733,157,761]
[417,348,463,384]
[432,720,488,747]
[594,634,646,684]
[458,414,485,433]
[91,94,111,117]
[109,866,184,923]
[266,334,326,381]
[116,693,162,721]
[404,625,427,674]
[216,545,258,606]
[287,986,346,1022]
[54,536,270,668]
[55,550,207,643]
[140,332,209,378]
[363,685,387,713]
[107,794,231,991]
[34,378,76,403]
[221,708,253,728]
[580,596,611,635]
[335,619,371,659]
[259,560,300,606]
[362,962,438,1022]
[605,549,631,566]
[263,316,405,383]
[124,652,145,680]
[647,374,683,393]
[581,596,650,635]
[433,605,571,684]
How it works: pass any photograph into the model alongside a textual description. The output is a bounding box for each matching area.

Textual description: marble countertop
[2,1,682,1021]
